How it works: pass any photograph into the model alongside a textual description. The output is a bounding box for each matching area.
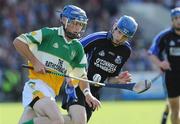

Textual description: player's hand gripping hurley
[22,64,152,93]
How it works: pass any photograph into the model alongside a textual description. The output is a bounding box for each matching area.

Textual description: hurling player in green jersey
[13,5,101,124]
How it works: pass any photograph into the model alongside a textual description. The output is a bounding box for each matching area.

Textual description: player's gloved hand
[65,83,78,103]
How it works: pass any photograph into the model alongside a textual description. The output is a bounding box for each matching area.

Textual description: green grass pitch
[0,101,170,124]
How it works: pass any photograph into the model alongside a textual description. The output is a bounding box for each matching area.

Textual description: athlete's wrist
[83,88,91,96]
[108,77,118,83]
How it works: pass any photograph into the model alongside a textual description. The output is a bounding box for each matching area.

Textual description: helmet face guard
[171,7,180,31]
[116,15,138,38]
[171,7,180,19]
[60,5,88,39]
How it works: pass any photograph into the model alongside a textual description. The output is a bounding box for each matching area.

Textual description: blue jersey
[80,31,131,83]
[148,28,180,71]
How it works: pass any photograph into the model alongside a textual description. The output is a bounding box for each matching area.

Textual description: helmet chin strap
[62,24,80,39]
[111,28,127,46]
[64,29,80,39]
[174,27,180,36]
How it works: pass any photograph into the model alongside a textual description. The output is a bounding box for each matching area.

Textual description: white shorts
[22,79,56,108]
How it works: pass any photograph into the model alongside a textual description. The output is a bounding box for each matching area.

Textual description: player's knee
[69,105,87,124]
[49,114,64,124]
[71,116,86,124]
[171,106,179,114]
[171,110,179,118]
[72,119,86,124]
[51,118,64,124]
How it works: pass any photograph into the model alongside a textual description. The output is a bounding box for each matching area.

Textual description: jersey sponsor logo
[53,42,59,48]
[115,56,122,64]
[169,40,175,46]
[170,47,180,56]
[98,50,105,56]
[45,59,67,74]
[94,58,117,73]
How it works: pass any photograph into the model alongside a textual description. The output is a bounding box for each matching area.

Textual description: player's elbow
[13,38,21,48]
[13,38,28,51]
[71,115,87,124]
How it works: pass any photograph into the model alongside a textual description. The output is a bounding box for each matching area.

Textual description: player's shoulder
[71,39,84,49]
[114,41,131,56]
[41,27,59,34]
[71,38,81,44]
[153,28,173,42]
[80,31,108,44]
[122,41,132,51]
[82,31,108,39]
[156,27,173,38]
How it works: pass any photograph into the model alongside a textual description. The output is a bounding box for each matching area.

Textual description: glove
[65,83,78,103]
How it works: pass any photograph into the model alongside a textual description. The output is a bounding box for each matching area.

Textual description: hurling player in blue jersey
[148,7,180,124]
[62,15,138,124]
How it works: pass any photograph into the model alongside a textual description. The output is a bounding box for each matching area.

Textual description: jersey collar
[58,26,65,36]
[58,26,72,44]
[107,31,113,40]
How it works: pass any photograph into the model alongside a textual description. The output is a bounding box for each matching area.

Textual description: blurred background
[1,0,180,124]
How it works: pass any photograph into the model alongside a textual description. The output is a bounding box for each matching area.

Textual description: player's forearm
[13,39,39,64]
[107,77,118,83]
[149,54,163,69]
[79,80,91,96]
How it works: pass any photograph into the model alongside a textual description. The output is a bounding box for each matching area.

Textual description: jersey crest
[115,56,122,64]
[169,40,175,46]
[53,42,59,48]
[98,50,105,56]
